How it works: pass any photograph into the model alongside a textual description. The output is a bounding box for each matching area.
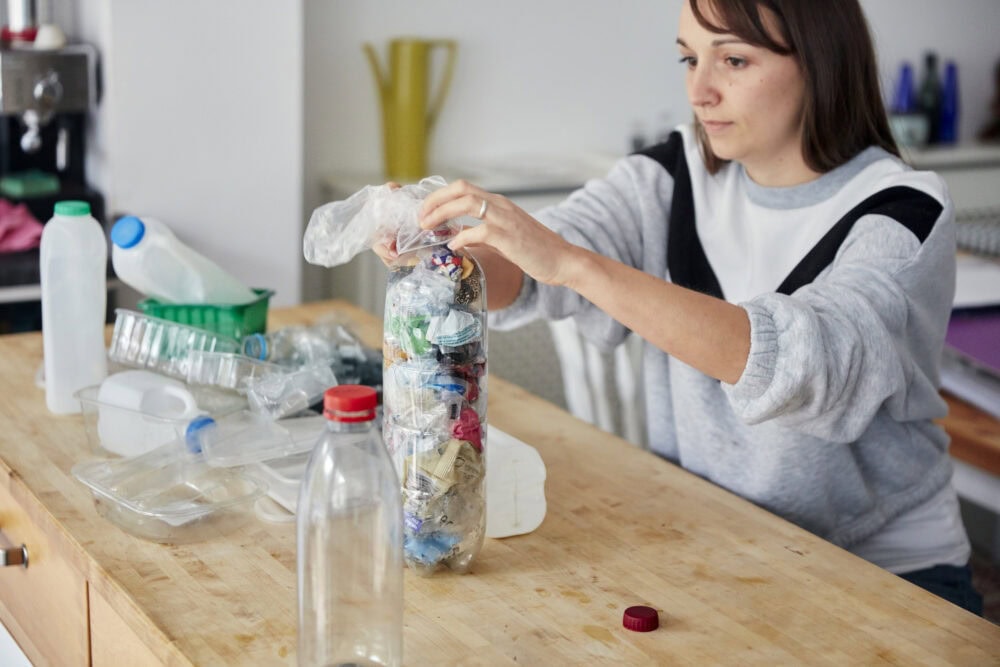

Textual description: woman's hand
[372,182,402,266]
[372,236,398,265]
[419,179,579,287]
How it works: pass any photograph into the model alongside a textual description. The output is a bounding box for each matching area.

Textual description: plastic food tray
[249,450,311,514]
[108,309,240,380]
[72,444,265,544]
[137,288,274,340]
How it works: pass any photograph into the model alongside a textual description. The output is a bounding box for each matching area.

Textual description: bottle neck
[324,419,375,434]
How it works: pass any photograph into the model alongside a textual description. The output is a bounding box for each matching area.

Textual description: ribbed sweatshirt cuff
[726,302,780,401]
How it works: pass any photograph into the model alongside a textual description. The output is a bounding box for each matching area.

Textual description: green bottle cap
[54,200,92,217]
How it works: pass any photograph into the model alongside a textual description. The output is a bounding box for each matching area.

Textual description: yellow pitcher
[364,38,457,181]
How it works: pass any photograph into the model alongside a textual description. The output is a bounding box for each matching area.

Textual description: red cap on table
[622,605,659,632]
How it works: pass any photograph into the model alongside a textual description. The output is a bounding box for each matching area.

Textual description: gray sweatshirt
[492,125,957,549]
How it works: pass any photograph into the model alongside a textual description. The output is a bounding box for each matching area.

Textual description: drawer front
[90,586,164,667]
[0,479,89,666]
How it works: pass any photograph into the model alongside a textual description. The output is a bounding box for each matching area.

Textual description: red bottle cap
[622,605,659,632]
[1,26,38,42]
[323,385,377,422]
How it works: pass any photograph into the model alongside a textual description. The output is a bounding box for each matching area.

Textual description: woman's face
[677,1,812,185]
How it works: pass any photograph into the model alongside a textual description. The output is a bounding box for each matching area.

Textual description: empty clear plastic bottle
[243,325,337,367]
[297,385,403,667]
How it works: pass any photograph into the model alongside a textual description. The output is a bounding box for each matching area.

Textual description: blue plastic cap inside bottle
[243,333,268,360]
[184,416,216,454]
[110,216,147,249]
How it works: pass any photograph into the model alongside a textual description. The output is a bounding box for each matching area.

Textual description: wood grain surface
[0,300,998,665]
[942,393,1000,477]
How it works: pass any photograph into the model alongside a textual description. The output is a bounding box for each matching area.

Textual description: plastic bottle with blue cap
[110,215,257,304]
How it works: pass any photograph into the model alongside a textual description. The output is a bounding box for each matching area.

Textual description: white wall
[305,0,1000,188]
[48,1,1000,308]
[58,0,305,307]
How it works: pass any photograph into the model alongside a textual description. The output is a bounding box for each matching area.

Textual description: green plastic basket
[137,288,274,341]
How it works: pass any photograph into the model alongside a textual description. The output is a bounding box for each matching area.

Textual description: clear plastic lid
[72,441,265,544]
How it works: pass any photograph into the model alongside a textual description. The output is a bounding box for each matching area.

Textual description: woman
[380,0,982,613]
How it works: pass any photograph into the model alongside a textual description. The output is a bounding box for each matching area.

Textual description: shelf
[901,142,1000,170]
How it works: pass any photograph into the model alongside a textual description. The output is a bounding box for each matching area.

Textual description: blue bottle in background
[938,61,959,144]
[891,62,915,113]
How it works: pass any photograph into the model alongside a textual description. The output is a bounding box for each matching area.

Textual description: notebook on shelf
[941,308,1000,420]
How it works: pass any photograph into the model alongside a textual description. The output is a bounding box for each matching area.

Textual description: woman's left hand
[419,179,578,287]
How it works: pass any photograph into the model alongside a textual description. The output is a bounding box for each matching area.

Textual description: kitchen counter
[1,300,998,665]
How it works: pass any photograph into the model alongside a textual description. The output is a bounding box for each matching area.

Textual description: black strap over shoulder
[636,135,945,300]
[638,132,724,299]
[775,186,943,295]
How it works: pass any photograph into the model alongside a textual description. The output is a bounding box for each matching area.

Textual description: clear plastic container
[39,200,108,413]
[382,243,487,575]
[72,442,265,544]
[75,371,204,457]
[76,385,191,457]
[297,386,403,666]
[108,309,240,379]
[110,215,258,305]
[250,450,311,514]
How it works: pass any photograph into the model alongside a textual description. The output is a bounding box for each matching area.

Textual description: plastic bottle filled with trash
[383,241,488,576]
[297,386,402,666]
[110,215,257,304]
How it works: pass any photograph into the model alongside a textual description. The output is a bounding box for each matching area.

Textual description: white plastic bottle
[40,200,109,413]
[297,385,403,667]
[110,215,257,304]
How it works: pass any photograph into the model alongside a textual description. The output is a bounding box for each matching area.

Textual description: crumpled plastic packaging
[304,175,488,576]
[303,176,462,268]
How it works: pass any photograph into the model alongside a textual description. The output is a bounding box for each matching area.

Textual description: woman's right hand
[419,179,579,287]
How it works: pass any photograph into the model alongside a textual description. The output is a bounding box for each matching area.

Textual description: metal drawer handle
[1,544,28,568]
[0,526,29,568]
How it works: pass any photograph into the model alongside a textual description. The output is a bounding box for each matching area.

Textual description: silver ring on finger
[476,198,489,220]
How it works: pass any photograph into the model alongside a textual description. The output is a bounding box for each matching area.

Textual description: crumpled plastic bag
[303,175,462,268]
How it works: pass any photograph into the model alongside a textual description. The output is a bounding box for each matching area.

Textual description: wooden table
[1,300,998,665]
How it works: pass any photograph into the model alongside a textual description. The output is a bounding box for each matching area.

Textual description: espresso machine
[0,28,106,331]
[0,42,103,219]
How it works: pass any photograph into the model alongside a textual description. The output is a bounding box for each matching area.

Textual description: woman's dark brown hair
[689,0,900,174]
